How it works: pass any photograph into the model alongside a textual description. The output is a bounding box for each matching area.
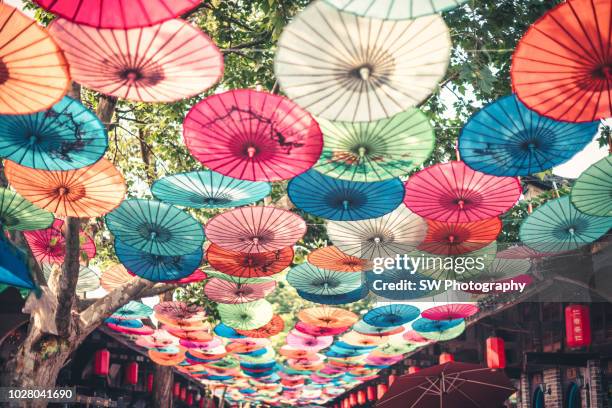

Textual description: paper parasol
[296,285,368,305]
[24,219,96,264]
[207,244,293,278]
[112,301,153,320]
[322,0,469,19]
[294,322,349,337]
[218,299,274,330]
[417,218,502,256]
[286,332,333,351]
[571,156,612,217]
[287,263,362,296]
[0,236,34,289]
[148,349,186,366]
[43,264,99,294]
[421,303,479,320]
[100,264,135,292]
[307,246,370,273]
[236,315,285,338]
[204,278,277,304]
[154,301,204,321]
[297,307,358,329]
[412,318,466,341]
[362,304,420,327]
[135,330,177,349]
[0,188,53,231]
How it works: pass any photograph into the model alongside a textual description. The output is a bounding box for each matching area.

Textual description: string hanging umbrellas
[0,188,53,231]
[184,89,323,181]
[207,244,293,278]
[4,158,126,217]
[511,0,612,122]
[322,0,469,19]
[204,278,277,304]
[307,246,370,273]
[135,330,178,349]
[48,18,223,103]
[286,263,362,296]
[571,156,612,217]
[362,304,420,327]
[417,217,502,256]
[274,1,451,122]
[459,94,599,176]
[205,206,306,253]
[218,299,274,330]
[288,170,404,221]
[404,161,521,223]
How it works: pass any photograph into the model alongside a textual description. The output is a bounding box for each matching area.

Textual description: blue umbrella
[0,96,107,170]
[0,236,34,289]
[362,304,420,327]
[296,285,368,305]
[459,94,599,176]
[241,361,277,370]
[287,263,363,296]
[412,317,466,341]
[214,323,246,339]
[151,170,271,209]
[106,199,205,256]
[114,239,202,282]
[333,341,376,351]
[288,170,404,220]
[105,318,143,328]
[112,301,153,320]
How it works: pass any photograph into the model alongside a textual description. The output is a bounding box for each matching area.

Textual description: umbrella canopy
[100,264,135,292]
[286,333,333,351]
[154,301,204,322]
[274,1,451,122]
[34,0,201,29]
[322,0,469,19]
[42,264,99,294]
[0,235,34,289]
[4,158,126,217]
[511,0,612,122]
[520,196,612,253]
[205,206,306,253]
[288,170,404,221]
[175,269,208,284]
[571,156,612,217]
[48,18,223,103]
[0,4,69,115]
[421,303,479,320]
[0,96,107,171]
[297,307,358,329]
[106,199,204,256]
[459,94,599,176]
[362,304,420,327]
[184,89,323,182]
[218,299,274,330]
[402,330,430,344]
[294,322,349,337]
[148,349,186,366]
[205,278,277,304]
[313,109,435,182]
[404,161,521,223]
[152,171,271,209]
[112,301,153,320]
[412,318,465,341]
[417,218,502,256]
[307,246,370,273]
[0,188,53,231]
[236,315,285,338]
[287,263,363,296]
[328,205,427,260]
[377,362,515,408]
[24,219,96,264]
[114,239,202,282]
[207,244,293,278]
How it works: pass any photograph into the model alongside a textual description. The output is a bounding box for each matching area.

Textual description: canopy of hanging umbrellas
[0,0,611,406]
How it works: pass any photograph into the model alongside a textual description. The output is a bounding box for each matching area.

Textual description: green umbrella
[571,155,612,217]
[314,109,434,182]
[413,242,498,281]
[218,299,274,330]
[43,264,100,294]
[286,263,362,296]
[520,196,612,253]
[0,188,53,231]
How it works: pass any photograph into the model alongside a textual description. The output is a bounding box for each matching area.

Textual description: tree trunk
[152,291,173,408]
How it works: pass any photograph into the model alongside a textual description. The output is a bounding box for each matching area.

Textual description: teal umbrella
[0,235,34,289]
[105,199,205,256]
[151,171,271,209]
[412,318,466,341]
[287,263,362,296]
[0,187,53,231]
[571,156,612,217]
[112,301,153,320]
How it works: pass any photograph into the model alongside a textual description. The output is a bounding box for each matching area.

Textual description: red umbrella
[511,0,612,122]
[417,218,502,256]
[404,161,521,223]
[205,206,306,253]
[175,269,208,284]
[421,304,479,321]
[48,18,223,103]
[207,244,294,277]
[183,89,323,181]
[24,219,96,264]
[34,0,202,29]
[377,362,515,408]
[236,315,285,338]
[204,278,276,304]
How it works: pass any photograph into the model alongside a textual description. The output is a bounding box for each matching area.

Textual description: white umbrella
[323,0,469,20]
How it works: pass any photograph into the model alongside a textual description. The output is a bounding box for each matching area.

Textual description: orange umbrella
[307,246,370,272]
[340,331,388,347]
[235,315,285,338]
[297,307,358,329]
[148,349,186,366]
[0,4,69,115]
[164,327,213,342]
[100,264,135,292]
[4,158,126,217]
[279,346,316,360]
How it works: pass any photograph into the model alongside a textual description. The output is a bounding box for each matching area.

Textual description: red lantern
[486,337,506,369]
[147,373,154,392]
[93,349,110,376]
[408,366,420,374]
[181,387,187,401]
[376,384,388,399]
[387,374,397,386]
[187,393,194,405]
[366,385,376,401]
[200,398,205,408]
[173,382,181,397]
[125,362,138,385]
[565,305,592,348]
[349,393,357,407]
[439,352,454,364]
[357,390,366,405]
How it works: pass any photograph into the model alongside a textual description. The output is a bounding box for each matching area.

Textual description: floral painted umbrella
[571,156,612,217]
[297,307,358,329]
[34,0,201,28]
[0,96,108,171]
[404,161,521,223]
[307,246,369,273]
[0,188,53,231]
[417,218,502,256]
[152,171,270,209]
[0,4,69,115]
[4,158,126,217]
[114,239,202,282]
[412,318,466,341]
[184,89,323,182]
[362,304,420,327]
[236,315,285,338]
[322,0,469,19]
[106,199,204,256]
[0,236,34,289]
[24,219,96,264]
[274,1,451,122]
[218,299,274,331]
[286,263,362,296]
[459,94,599,176]
[520,196,612,253]
[42,264,99,294]
[313,109,435,182]
[205,206,306,253]
[511,0,612,122]
[327,205,427,260]
[421,303,479,321]
[288,170,404,221]
[49,18,223,103]
[207,244,293,278]
[204,278,276,304]
[112,301,153,320]
[100,264,135,292]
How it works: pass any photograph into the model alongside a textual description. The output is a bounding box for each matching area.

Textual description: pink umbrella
[421,303,479,320]
[402,330,430,344]
[135,330,177,349]
[404,161,521,223]
[365,355,403,366]
[24,219,96,264]
[205,206,306,253]
[48,18,223,102]
[107,323,154,336]
[286,332,333,351]
[294,321,349,337]
[183,89,323,181]
[179,337,223,351]
[34,0,201,29]
[204,278,276,304]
